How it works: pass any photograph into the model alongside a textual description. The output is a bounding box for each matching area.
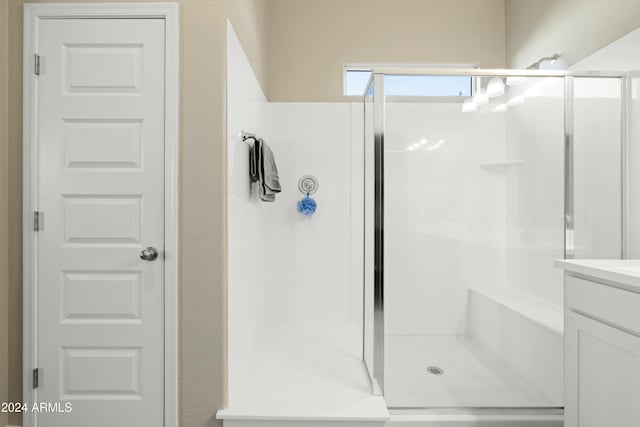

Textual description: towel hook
[298,175,318,195]
[241,130,257,146]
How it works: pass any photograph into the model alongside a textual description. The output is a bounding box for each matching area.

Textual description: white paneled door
[36,19,165,427]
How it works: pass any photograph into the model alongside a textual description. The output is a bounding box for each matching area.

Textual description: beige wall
[6,1,227,427]
[7,7,22,426]
[267,0,506,101]
[226,0,269,97]
[0,1,9,427]
[506,0,640,68]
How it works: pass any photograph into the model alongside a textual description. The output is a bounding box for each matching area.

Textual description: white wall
[260,103,355,324]
[504,79,566,306]
[500,74,623,304]
[573,79,622,260]
[632,77,640,259]
[227,21,271,403]
[383,102,508,335]
[570,27,640,259]
[227,20,364,404]
[381,79,575,331]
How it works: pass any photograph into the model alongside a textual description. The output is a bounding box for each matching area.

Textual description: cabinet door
[565,310,640,427]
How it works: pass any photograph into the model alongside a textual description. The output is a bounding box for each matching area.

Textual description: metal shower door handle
[140,247,159,261]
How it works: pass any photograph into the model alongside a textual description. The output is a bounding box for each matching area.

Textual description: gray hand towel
[249,138,260,183]
[249,138,281,202]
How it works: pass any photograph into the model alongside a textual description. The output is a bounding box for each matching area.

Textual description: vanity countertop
[555,259,640,294]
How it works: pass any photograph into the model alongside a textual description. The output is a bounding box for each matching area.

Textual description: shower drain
[426,366,444,375]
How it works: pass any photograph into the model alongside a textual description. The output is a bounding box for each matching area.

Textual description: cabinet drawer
[565,274,640,334]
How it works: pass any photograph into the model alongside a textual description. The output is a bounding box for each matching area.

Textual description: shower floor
[384,334,557,408]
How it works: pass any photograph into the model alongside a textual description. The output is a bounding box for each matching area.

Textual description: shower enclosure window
[346,68,473,97]
[363,70,625,410]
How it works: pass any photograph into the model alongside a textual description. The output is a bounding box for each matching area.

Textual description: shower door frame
[362,68,629,408]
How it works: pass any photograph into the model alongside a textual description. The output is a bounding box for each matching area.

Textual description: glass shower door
[382,75,565,408]
[362,70,626,410]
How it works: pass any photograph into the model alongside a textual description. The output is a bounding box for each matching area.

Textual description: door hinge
[34,53,40,75]
[34,211,44,231]
[33,368,39,389]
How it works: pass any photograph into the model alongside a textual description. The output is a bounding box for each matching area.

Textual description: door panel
[565,311,640,427]
[36,19,165,427]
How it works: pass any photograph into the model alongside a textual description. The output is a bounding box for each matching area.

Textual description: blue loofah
[297,194,317,217]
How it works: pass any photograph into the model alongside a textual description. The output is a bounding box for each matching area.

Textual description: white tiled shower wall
[227,22,270,404]
[383,102,508,335]
[503,83,566,306]
[384,74,625,335]
[227,22,364,403]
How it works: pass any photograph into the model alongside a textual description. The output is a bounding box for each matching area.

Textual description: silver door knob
[140,247,159,261]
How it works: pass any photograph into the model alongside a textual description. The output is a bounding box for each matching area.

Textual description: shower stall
[362,68,626,412]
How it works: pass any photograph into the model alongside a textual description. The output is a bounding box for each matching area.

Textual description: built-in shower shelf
[480,160,524,169]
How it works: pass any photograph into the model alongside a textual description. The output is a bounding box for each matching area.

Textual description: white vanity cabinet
[556,260,640,427]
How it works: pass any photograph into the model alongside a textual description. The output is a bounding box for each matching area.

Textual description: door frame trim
[22,4,180,427]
